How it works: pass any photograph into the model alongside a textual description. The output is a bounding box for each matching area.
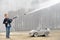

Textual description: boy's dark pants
[6,26,11,38]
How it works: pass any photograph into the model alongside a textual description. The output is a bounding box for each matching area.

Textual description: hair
[4,13,8,16]
[4,14,7,16]
[4,13,9,18]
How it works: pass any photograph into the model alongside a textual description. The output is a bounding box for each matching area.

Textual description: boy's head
[4,13,9,18]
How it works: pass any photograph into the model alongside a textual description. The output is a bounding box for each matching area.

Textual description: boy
[3,13,12,38]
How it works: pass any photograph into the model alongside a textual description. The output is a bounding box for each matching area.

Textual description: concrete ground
[0,30,60,40]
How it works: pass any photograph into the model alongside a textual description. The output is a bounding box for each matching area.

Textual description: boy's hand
[5,21,7,23]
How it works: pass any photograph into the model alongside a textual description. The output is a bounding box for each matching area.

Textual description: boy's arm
[3,19,8,24]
